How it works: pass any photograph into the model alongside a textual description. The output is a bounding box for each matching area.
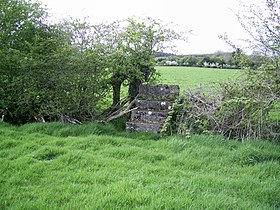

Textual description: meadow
[156,66,242,92]
[1,122,280,209]
[1,67,279,209]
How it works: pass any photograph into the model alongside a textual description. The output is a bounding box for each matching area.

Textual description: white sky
[40,0,263,54]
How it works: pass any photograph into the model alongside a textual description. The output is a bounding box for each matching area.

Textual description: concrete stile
[126,84,179,133]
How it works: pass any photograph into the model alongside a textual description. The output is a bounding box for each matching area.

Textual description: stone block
[126,121,163,133]
[138,84,179,100]
[135,100,173,111]
[131,110,168,123]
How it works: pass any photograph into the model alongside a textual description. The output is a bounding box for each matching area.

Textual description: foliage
[107,17,185,106]
[1,122,280,209]
[161,97,191,137]
[51,19,111,119]
[167,77,279,140]
[0,0,52,123]
[157,54,230,68]
[180,0,280,140]
[0,0,183,124]
[0,0,112,124]
[218,77,278,140]
[159,66,278,140]
[160,65,276,140]
[157,51,271,70]
[234,0,280,96]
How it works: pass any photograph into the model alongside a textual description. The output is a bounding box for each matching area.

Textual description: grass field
[157,66,242,92]
[1,122,280,209]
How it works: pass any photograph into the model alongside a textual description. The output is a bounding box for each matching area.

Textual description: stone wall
[126,84,179,133]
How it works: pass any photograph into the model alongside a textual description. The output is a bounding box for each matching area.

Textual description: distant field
[157,66,242,92]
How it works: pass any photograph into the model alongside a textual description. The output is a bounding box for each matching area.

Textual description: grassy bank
[1,122,279,209]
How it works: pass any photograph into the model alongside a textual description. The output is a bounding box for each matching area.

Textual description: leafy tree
[49,20,111,120]
[187,56,199,67]
[0,0,111,123]
[0,0,58,123]
[108,17,184,105]
[210,56,226,68]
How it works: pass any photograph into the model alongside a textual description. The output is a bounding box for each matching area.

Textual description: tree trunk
[128,78,142,102]
[112,81,122,106]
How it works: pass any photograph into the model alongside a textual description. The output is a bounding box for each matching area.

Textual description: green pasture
[157,66,242,92]
[1,122,279,209]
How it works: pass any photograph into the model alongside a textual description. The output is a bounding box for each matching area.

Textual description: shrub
[163,77,279,141]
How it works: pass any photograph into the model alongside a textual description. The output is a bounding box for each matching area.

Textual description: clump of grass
[18,121,162,141]
[19,121,119,137]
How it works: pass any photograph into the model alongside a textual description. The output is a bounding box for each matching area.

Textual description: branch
[59,114,82,125]
[103,97,138,123]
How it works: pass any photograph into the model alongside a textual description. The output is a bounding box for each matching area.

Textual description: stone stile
[126,84,179,133]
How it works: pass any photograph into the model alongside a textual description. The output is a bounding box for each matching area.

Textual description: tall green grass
[1,122,279,209]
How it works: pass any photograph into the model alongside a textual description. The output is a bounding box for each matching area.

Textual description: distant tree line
[157,51,269,69]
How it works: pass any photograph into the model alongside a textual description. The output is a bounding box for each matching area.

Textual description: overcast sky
[40,0,262,54]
